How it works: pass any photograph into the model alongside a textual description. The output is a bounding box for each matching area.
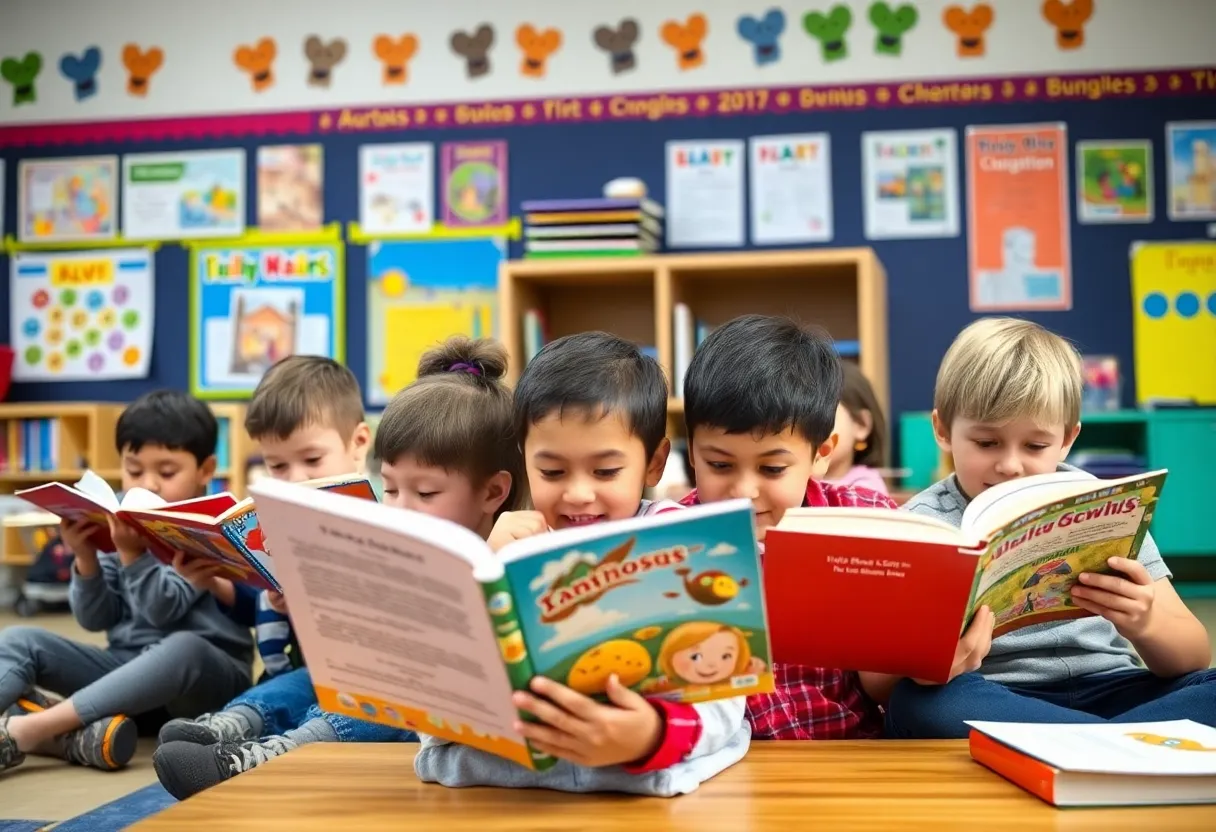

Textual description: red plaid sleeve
[747,665,883,740]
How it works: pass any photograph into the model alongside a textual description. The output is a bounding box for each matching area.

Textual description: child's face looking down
[121,444,214,503]
[524,409,668,530]
[380,455,508,539]
[259,422,369,483]
[934,412,1080,500]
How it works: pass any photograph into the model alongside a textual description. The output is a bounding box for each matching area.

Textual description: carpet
[0,823,49,832]
[50,783,175,832]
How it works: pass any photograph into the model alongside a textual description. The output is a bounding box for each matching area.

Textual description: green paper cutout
[1,51,43,105]
[803,6,853,62]
[24,346,42,365]
[868,2,918,56]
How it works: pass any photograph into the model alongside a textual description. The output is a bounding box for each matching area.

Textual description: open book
[764,469,1166,683]
[248,478,771,770]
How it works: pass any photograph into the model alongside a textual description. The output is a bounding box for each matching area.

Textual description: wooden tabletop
[132,741,1216,831]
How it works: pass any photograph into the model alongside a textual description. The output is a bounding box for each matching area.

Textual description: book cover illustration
[129,510,275,590]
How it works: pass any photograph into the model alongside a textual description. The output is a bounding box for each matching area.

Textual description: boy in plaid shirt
[678,315,890,739]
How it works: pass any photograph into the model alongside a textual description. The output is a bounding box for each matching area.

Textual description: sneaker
[154,735,297,800]
[59,715,138,771]
[4,687,60,718]
[158,710,256,746]
[0,716,27,772]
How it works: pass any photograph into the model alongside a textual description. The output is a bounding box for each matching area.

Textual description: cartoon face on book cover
[503,508,772,703]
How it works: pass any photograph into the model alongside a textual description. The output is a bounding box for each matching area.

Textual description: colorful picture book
[248,479,770,770]
[763,469,1166,683]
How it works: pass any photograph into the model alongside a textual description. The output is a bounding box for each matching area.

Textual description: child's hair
[840,362,887,469]
[244,355,365,442]
[935,317,1082,430]
[685,314,841,446]
[513,331,667,459]
[657,622,752,684]
[115,390,217,464]
[374,337,525,514]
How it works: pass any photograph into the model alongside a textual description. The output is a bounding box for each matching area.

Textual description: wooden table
[132,741,1216,831]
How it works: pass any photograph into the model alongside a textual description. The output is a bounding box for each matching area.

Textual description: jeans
[886,668,1216,739]
[227,667,317,736]
[303,703,416,743]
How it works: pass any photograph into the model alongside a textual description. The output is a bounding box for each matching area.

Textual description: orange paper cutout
[516,24,562,78]
[122,44,163,97]
[234,38,277,93]
[661,13,708,71]
[943,4,994,57]
[373,34,419,85]
[1042,0,1093,50]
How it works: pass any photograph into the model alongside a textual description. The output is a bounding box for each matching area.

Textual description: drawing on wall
[1166,122,1216,221]
[18,155,118,243]
[516,25,562,79]
[257,145,324,231]
[749,133,833,245]
[943,5,994,57]
[2,52,43,105]
[234,38,277,93]
[122,45,163,97]
[451,25,495,79]
[229,288,302,375]
[122,149,246,240]
[862,128,960,239]
[373,34,419,85]
[593,19,640,74]
[804,6,853,62]
[868,3,918,56]
[1042,0,1094,50]
[661,14,709,71]
[441,140,507,228]
[304,36,346,88]
[359,142,434,235]
[59,47,101,101]
[1076,141,1153,224]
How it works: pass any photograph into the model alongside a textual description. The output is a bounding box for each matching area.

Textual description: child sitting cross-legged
[414,331,750,796]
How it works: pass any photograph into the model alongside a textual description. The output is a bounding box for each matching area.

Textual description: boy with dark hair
[0,390,253,773]
[679,314,892,740]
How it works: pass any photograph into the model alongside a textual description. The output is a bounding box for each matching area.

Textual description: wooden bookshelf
[208,402,256,498]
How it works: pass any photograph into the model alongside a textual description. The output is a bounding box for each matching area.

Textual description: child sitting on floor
[822,362,890,495]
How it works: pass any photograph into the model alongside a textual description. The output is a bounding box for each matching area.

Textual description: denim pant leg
[227,667,317,735]
[1106,668,1216,726]
[302,704,417,743]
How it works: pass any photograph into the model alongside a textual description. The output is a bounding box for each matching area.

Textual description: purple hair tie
[448,362,482,376]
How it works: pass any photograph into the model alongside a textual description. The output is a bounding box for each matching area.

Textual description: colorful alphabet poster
[440,140,507,228]
[359,142,434,236]
[862,129,960,240]
[966,123,1071,312]
[366,238,503,405]
[9,249,155,381]
[1075,141,1153,224]
[122,149,246,240]
[749,133,832,245]
[666,139,745,248]
[17,156,118,243]
[190,241,343,398]
[1166,121,1216,221]
[1130,242,1216,405]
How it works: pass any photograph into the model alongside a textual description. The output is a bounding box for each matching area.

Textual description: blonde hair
[657,622,751,684]
[935,318,1082,431]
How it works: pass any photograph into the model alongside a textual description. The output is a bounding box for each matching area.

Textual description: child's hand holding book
[1071,557,1156,639]
[60,518,101,576]
[107,516,149,566]
[914,606,995,686]
[172,552,236,606]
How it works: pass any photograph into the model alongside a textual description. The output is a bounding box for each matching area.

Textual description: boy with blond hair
[875,317,1215,737]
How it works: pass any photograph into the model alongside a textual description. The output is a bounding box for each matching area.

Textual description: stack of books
[521,197,664,259]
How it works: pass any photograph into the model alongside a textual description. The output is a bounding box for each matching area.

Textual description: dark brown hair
[245,355,365,442]
[840,362,887,469]
[374,337,525,515]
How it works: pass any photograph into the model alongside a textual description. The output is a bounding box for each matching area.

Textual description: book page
[75,470,121,511]
[961,469,1096,537]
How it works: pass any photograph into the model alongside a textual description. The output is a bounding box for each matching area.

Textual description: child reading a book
[878,317,1215,738]
[678,314,892,740]
[414,331,751,796]
[0,390,254,773]
[153,338,526,799]
[823,363,889,495]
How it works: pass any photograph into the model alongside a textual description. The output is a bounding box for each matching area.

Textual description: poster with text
[257,145,324,231]
[359,143,434,236]
[9,249,154,381]
[749,133,832,245]
[366,238,503,405]
[666,140,745,248]
[190,242,343,398]
[441,141,507,228]
[862,129,959,240]
[123,149,246,240]
[1076,141,1153,224]
[18,156,118,244]
[1166,121,1216,221]
[966,124,1071,312]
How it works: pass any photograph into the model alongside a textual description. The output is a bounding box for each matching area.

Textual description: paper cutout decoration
[1,52,43,106]
[804,6,853,62]
[451,25,495,79]
[661,13,708,71]
[943,5,994,57]
[59,47,101,101]
[869,2,918,55]
[373,34,418,85]
[516,24,562,79]
[593,19,640,74]
[1043,0,1093,50]
[234,38,277,92]
[304,36,346,87]
[737,9,786,66]
[122,45,163,97]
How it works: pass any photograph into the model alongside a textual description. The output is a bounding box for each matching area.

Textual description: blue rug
[0,823,49,832]
[52,783,176,832]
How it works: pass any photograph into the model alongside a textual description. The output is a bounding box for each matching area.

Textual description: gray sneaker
[0,716,28,772]
[158,709,256,746]
[154,734,297,800]
[58,714,138,771]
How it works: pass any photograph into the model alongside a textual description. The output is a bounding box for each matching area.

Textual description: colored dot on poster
[47,328,63,346]
[121,309,140,330]
[32,289,50,309]
[60,289,78,307]
[22,318,40,338]
[66,340,83,359]
[85,329,102,347]
[1142,292,1169,319]
[122,346,142,367]
[47,353,64,373]
[112,285,130,305]
[71,309,89,330]
[107,331,125,351]
[88,353,105,372]
[87,290,105,311]
[49,306,65,324]
[1208,292,1216,317]
[24,346,42,365]
[381,270,407,298]
[98,308,116,327]
[1175,291,1200,318]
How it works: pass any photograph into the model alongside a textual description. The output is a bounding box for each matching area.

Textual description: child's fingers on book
[1071,584,1142,613]
[1079,571,1141,594]
[514,720,582,755]
[1105,557,1153,584]
[527,677,601,719]
[512,691,582,733]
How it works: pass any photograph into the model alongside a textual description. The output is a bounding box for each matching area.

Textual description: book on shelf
[1,417,66,473]
[521,197,664,260]
[248,479,772,770]
[968,719,1216,807]
[763,468,1167,683]
[523,237,659,257]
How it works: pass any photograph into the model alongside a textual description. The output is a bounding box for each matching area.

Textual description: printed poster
[862,129,960,240]
[1166,121,1216,221]
[749,133,832,245]
[190,241,343,398]
[440,140,507,228]
[966,123,1071,312]
[366,238,503,405]
[666,140,745,248]
[0,160,5,236]
[359,143,434,236]
[9,249,155,381]
[122,149,246,240]
[1075,141,1153,224]
[257,145,324,231]
[18,156,118,243]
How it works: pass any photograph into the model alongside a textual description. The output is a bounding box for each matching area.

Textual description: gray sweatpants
[0,626,250,725]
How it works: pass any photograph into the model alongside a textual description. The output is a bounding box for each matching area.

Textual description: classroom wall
[2,0,1214,429]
